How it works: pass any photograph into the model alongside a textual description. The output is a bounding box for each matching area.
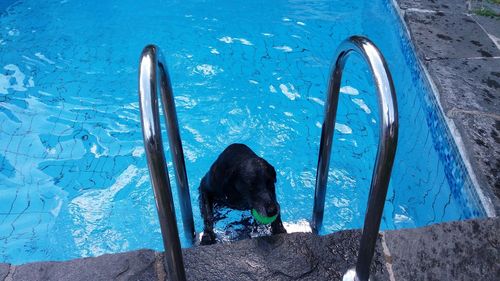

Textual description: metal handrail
[138,45,195,281]
[311,36,398,281]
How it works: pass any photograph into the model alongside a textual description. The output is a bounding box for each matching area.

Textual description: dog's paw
[200,231,216,245]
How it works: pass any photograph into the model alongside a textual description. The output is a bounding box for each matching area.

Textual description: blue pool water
[0,0,486,264]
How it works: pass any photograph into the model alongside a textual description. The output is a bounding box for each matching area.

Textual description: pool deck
[1,218,498,281]
[393,0,500,214]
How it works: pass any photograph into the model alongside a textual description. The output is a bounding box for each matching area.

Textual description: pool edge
[388,0,499,217]
[1,217,497,280]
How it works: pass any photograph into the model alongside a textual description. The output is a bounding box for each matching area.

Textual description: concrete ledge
[404,11,500,60]
[1,218,498,281]
[449,113,500,201]
[397,0,468,13]
[0,230,390,281]
[11,250,157,281]
[384,218,500,280]
[0,264,9,281]
[179,230,388,281]
[425,58,499,116]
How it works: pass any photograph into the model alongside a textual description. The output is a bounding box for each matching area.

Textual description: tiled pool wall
[384,0,492,217]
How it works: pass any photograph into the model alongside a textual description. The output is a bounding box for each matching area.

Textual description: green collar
[251,209,278,224]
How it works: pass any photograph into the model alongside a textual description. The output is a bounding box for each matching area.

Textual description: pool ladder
[311,36,398,281]
[138,45,195,281]
[138,36,398,281]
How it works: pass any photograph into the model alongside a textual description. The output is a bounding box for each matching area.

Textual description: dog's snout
[265,204,278,217]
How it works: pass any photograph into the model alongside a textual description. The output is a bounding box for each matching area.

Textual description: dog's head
[234,158,280,219]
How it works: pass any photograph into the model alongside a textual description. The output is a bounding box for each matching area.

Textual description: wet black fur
[198,143,286,245]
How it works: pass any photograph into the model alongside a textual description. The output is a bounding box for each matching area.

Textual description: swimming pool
[0,0,487,264]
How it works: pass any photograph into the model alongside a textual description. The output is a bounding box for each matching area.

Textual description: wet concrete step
[1,218,498,281]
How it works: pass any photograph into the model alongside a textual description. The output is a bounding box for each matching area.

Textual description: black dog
[199,143,286,245]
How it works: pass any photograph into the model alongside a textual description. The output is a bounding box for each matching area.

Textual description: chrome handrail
[139,45,195,281]
[311,36,398,281]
